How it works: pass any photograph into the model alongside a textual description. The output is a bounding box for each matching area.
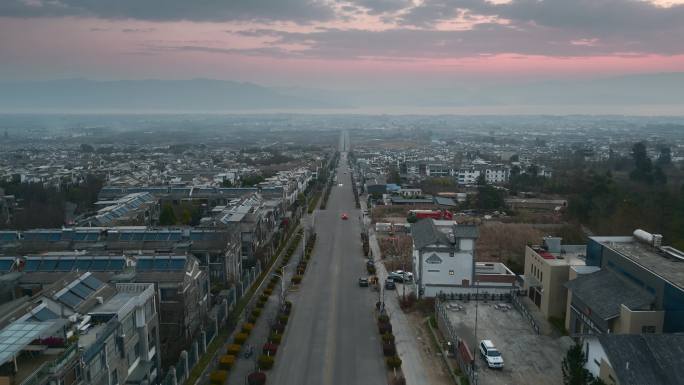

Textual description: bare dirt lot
[444,300,570,385]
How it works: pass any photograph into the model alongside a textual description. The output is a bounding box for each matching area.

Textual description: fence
[510,291,540,335]
[435,299,475,385]
[161,297,228,385]
[161,221,301,385]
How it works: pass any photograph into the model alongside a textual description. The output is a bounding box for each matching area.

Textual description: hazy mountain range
[1,73,683,113]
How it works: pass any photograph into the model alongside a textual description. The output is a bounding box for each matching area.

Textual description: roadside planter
[247,371,266,385]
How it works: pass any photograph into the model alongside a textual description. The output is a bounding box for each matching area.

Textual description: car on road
[358,277,369,287]
[341,213,348,220]
[479,340,504,369]
[384,278,396,290]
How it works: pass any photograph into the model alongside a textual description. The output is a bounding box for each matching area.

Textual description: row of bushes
[319,152,340,210]
[361,232,370,257]
[291,232,317,285]
[307,190,322,214]
[350,171,360,209]
[208,229,305,385]
[377,314,404,383]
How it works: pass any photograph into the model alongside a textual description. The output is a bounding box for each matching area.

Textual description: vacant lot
[445,300,570,385]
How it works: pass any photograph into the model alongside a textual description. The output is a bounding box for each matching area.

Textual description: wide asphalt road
[271,151,387,384]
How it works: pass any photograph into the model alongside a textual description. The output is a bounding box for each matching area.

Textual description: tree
[221,179,233,187]
[629,142,653,184]
[79,143,94,153]
[654,166,667,185]
[387,166,401,184]
[561,342,594,385]
[657,146,672,166]
[475,184,504,210]
[159,204,177,225]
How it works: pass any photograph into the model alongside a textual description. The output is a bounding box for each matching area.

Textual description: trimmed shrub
[251,309,262,318]
[284,301,293,310]
[219,355,236,370]
[278,314,289,324]
[209,370,228,384]
[386,355,403,369]
[381,333,395,344]
[291,275,303,284]
[234,332,249,345]
[248,315,257,324]
[227,344,241,355]
[247,372,267,385]
[258,355,275,370]
[378,314,390,323]
[269,333,282,344]
[272,323,285,334]
[391,377,406,385]
[264,288,273,296]
[262,342,278,356]
[259,294,269,302]
[242,323,255,333]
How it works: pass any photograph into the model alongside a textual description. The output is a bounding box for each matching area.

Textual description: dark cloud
[352,0,413,15]
[121,28,156,33]
[228,22,684,59]
[401,0,684,37]
[0,0,334,22]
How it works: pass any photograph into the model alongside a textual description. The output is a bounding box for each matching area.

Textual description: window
[449,270,454,275]
[642,325,656,333]
[427,269,440,272]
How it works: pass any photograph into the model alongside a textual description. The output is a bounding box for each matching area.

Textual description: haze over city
[1,0,684,113]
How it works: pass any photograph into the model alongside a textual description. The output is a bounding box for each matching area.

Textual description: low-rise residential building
[522,236,588,320]
[79,192,158,227]
[411,219,479,298]
[0,273,160,385]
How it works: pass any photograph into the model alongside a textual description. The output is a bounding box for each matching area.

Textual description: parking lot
[445,300,570,385]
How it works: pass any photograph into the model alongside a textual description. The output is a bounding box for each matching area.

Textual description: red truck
[408,209,453,220]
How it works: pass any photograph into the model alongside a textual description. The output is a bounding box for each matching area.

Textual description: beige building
[523,236,587,320]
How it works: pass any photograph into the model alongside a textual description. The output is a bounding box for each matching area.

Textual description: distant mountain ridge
[0,78,337,112]
[0,73,683,112]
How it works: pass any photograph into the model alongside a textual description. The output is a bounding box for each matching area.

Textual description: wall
[614,304,664,334]
[584,337,607,379]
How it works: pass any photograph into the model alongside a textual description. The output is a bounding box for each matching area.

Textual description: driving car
[358,277,369,287]
[341,213,348,220]
[479,340,504,369]
[384,278,396,290]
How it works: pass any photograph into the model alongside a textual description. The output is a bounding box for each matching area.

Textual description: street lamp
[272,261,294,309]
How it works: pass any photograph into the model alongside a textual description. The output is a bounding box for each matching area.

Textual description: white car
[479,340,504,369]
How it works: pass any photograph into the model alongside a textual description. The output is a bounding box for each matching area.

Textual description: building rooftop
[565,270,654,320]
[596,237,684,290]
[598,333,684,385]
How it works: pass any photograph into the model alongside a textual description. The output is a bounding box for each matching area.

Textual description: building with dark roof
[411,219,479,298]
[0,274,160,385]
[565,229,684,334]
[584,333,684,385]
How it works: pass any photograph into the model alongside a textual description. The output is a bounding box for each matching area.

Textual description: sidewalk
[196,227,303,385]
[226,270,295,384]
[362,199,429,385]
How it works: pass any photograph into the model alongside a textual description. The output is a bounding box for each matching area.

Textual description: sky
[1,0,684,90]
